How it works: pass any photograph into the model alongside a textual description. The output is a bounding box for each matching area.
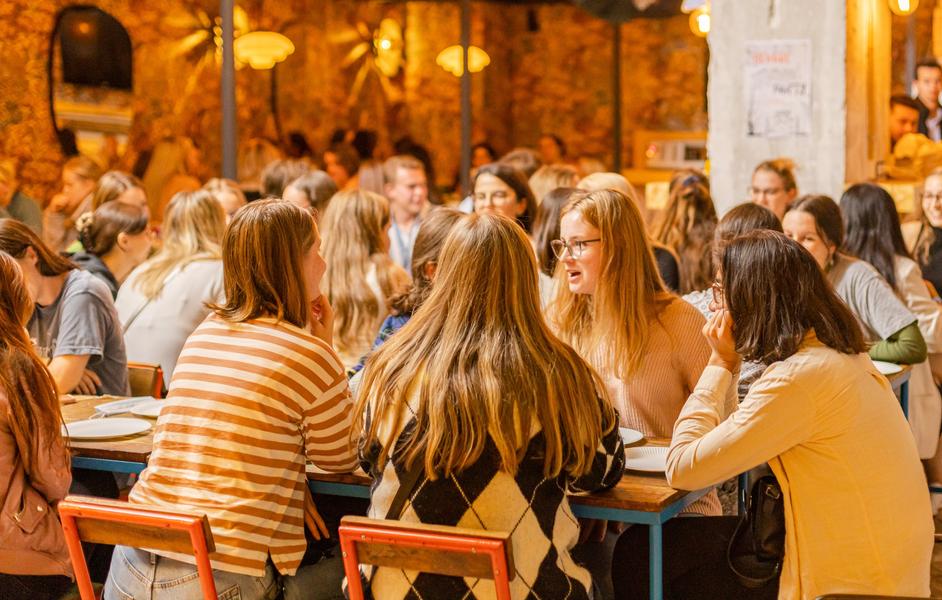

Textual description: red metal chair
[127,362,165,398]
[338,515,515,600]
[58,495,216,600]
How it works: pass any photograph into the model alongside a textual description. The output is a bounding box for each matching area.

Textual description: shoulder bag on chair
[726,474,785,588]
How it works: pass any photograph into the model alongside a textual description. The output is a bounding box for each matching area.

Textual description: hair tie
[75,211,94,234]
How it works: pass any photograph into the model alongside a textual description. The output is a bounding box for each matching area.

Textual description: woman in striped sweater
[103,200,358,600]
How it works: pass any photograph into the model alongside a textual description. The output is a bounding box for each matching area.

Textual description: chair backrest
[815,595,933,599]
[338,515,515,600]
[127,362,164,398]
[58,495,216,600]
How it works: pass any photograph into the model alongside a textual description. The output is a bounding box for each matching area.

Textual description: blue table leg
[649,522,663,600]
[900,380,909,419]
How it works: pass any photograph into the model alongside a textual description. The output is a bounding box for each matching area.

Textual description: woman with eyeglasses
[783,195,927,366]
[903,168,942,297]
[471,163,536,233]
[613,230,932,600]
[749,158,798,221]
[548,189,718,515]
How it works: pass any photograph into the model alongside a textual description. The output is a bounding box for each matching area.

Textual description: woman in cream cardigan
[615,230,933,600]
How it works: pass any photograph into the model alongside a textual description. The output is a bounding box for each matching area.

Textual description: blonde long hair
[356,214,616,479]
[322,190,408,358]
[548,189,668,379]
[130,190,225,299]
[653,169,717,293]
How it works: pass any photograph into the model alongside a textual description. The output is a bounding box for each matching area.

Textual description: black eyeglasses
[550,238,601,259]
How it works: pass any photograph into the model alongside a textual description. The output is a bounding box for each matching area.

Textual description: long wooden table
[63,395,706,600]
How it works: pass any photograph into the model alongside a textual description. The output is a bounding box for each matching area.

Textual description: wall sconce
[234,31,294,70]
[436,45,490,77]
[888,0,919,16]
[682,0,710,38]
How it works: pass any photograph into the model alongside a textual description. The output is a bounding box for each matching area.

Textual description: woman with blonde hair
[43,155,101,252]
[548,189,716,513]
[0,251,74,599]
[528,164,579,205]
[90,171,147,211]
[903,167,942,296]
[654,169,717,294]
[355,213,624,599]
[202,177,246,224]
[116,190,226,379]
[104,200,358,600]
[321,190,409,368]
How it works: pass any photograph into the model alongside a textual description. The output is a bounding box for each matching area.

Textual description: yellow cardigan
[667,334,933,600]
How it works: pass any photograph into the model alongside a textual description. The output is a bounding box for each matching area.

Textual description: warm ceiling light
[681,0,707,13]
[888,0,919,16]
[233,31,294,70]
[436,45,490,77]
[689,7,710,37]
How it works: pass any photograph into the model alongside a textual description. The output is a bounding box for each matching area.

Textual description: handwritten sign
[745,40,812,138]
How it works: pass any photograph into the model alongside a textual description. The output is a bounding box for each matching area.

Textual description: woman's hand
[304,485,330,540]
[703,309,741,373]
[309,295,334,345]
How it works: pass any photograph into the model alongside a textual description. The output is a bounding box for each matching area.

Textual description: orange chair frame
[339,516,514,600]
[127,361,165,398]
[58,496,216,600]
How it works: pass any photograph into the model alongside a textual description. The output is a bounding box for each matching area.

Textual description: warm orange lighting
[75,20,92,35]
[888,0,919,16]
[689,7,710,37]
[436,45,490,77]
[233,31,294,70]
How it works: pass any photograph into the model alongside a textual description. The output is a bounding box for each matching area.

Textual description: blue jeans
[102,545,347,600]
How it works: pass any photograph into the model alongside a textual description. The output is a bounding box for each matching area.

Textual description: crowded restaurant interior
[3,0,942,599]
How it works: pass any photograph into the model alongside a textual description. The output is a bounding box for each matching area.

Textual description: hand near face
[703,309,741,373]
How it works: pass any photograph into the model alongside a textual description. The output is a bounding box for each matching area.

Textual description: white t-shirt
[115,259,225,380]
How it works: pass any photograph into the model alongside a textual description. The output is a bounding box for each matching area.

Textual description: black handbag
[726,474,785,588]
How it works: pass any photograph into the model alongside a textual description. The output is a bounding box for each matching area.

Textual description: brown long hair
[77,200,149,256]
[91,171,144,210]
[210,199,315,329]
[356,214,617,479]
[389,207,463,316]
[0,252,65,475]
[722,230,866,363]
[654,169,717,293]
[0,219,75,276]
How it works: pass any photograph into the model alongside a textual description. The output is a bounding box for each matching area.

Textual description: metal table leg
[649,522,663,600]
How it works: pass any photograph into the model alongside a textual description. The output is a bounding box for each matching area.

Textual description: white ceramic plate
[62,417,152,440]
[619,427,644,446]
[624,446,668,473]
[94,396,157,416]
[872,360,903,376]
[130,400,164,419]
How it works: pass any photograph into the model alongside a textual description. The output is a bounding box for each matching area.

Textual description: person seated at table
[532,187,580,307]
[903,168,942,296]
[104,200,358,600]
[260,158,310,199]
[321,190,409,369]
[0,219,128,396]
[90,171,148,212]
[0,158,43,234]
[72,201,153,299]
[0,251,74,600]
[355,213,624,599]
[547,188,718,514]
[528,163,579,205]
[116,190,225,380]
[203,177,247,224]
[323,142,360,192]
[842,183,942,461]
[283,170,338,223]
[783,195,927,365]
[749,158,798,221]
[613,230,934,599]
[653,169,717,294]
[43,155,101,253]
[576,172,682,291]
[472,163,537,234]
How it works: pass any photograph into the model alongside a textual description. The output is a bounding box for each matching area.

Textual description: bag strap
[385,457,424,520]
[726,514,781,588]
[121,266,184,333]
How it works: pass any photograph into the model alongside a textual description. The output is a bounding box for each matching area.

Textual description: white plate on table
[619,427,644,445]
[130,399,164,419]
[624,446,668,473]
[62,418,152,440]
[872,360,903,376]
[94,396,157,416]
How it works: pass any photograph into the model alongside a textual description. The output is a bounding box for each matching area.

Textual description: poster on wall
[744,39,812,138]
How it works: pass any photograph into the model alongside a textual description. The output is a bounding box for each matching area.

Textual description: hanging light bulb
[689,6,710,37]
[888,0,919,16]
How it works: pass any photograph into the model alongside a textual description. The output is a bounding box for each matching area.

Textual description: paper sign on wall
[744,39,812,138]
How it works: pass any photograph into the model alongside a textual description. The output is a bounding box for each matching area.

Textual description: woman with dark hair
[323,142,360,191]
[612,230,932,599]
[654,169,717,294]
[472,163,537,233]
[0,251,74,599]
[73,201,153,298]
[532,187,582,307]
[783,195,926,365]
[842,183,942,459]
